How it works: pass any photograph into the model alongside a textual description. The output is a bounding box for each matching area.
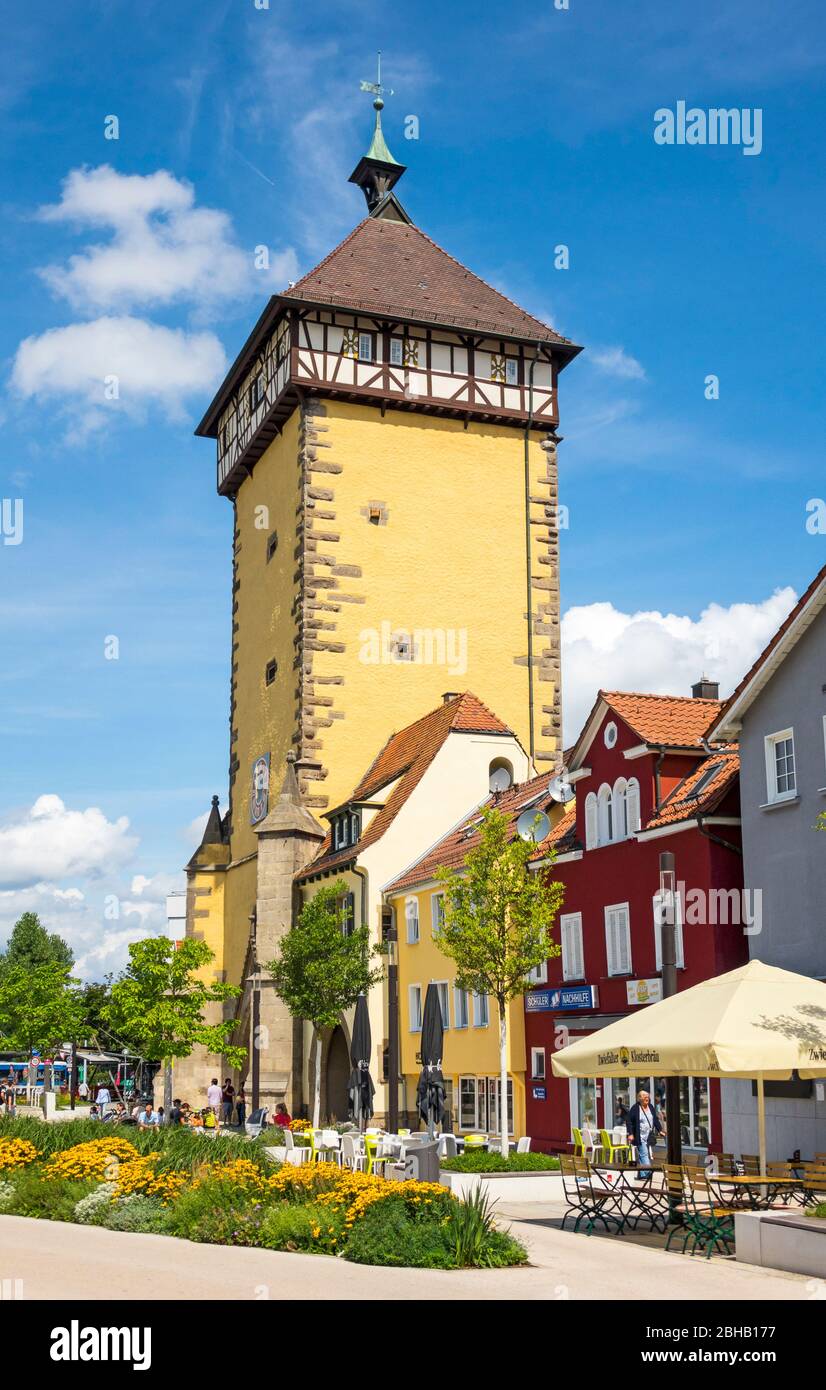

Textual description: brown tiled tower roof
[283,216,576,346]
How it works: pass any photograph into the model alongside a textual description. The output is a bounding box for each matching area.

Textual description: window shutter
[626,779,640,833]
[606,906,631,975]
[613,780,627,839]
[585,794,598,850]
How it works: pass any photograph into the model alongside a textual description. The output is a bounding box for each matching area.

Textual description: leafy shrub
[0,1180,16,1211]
[446,1185,526,1268]
[7,1169,97,1221]
[99,1195,170,1234]
[260,1201,347,1254]
[344,1195,457,1268]
[441,1150,559,1172]
[810,1202,826,1219]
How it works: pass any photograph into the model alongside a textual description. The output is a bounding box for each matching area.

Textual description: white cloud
[10,316,227,434]
[37,165,297,313]
[561,587,798,743]
[589,346,647,381]
[0,795,139,891]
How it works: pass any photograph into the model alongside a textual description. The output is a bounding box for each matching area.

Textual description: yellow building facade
[389,878,527,1137]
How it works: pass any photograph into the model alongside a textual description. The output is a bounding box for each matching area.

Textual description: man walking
[627,1088,664,1180]
[206,1077,222,1124]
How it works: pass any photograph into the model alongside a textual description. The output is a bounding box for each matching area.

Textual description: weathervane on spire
[360,51,394,113]
[350,51,407,215]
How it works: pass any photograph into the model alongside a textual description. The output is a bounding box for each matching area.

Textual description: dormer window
[332,809,361,851]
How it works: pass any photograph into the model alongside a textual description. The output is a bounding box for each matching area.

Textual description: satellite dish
[516,808,552,843]
[489,765,513,793]
[548,773,575,804]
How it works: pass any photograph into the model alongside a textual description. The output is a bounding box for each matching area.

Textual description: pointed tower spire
[200,794,225,845]
[349,51,407,215]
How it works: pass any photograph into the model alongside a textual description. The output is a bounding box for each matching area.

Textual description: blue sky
[2,0,825,975]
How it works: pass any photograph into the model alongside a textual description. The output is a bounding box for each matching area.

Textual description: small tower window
[266,531,278,562]
[358,332,374,362]
[248,374,264,414]
[265,659,277,686]
[505,358,519,385]
[390,337,404,366]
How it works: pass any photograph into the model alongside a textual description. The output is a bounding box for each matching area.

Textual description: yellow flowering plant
[0,1137,38,1172]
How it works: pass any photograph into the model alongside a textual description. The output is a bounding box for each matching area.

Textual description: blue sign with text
[525,985,598,1012]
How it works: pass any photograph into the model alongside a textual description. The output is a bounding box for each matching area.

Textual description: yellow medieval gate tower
[177,86,581,1114]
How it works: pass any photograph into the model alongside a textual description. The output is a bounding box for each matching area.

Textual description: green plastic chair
[464,1133,487,1150]
[599,1128,631,1164]
[572,1127,586,1157]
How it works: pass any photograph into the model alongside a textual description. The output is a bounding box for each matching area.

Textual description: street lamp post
[659,851,682,1174]
[386,919,399,1133]
[248,907,260,1114]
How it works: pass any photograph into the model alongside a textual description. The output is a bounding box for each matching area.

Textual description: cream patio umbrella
[551,960,826,1174]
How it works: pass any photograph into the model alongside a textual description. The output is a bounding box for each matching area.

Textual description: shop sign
[626,978,663,1006]
[526,985,599,1012]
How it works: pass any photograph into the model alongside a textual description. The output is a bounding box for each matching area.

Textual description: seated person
[273,1102,292,1129]
[137,1102,159,1126]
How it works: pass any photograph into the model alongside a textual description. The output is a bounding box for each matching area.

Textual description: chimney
[691,675,719,700]
[442,691,460,704]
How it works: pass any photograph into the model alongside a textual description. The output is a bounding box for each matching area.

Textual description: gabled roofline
[707,565,826,742]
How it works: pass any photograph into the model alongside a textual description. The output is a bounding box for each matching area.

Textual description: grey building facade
[709,565,826,1159]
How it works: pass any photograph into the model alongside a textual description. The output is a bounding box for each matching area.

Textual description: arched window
[489,758,514,793]
[626,778,641,834]
[613,778,628,840]
[584,792,598,850]
[597,784,613,846]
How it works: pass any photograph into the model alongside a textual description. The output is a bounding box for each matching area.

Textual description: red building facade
[526,685,748,1154]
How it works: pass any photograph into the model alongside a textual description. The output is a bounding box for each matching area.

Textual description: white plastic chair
[315,1129,342,1166]
[517,1136,532,1154]
[438,1133,458,1160]
[341,1134,367,1172]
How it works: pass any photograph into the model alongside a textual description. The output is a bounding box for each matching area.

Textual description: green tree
[0,961,85,1085]
[268,881,384,1127]
[0,911,73,975]
[104,938,246,1108]
[435,808,564,1155]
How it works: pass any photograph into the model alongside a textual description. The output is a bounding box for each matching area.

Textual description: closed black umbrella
[347,993,375,1130]
[417,983,446,1136]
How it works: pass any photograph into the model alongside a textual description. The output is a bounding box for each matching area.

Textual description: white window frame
[408,984,422,1032]
[505,357,519,385]
[626,777,641,834]
[431,892,445,938]
[405,896,420,945]
[764,728,796,803]
[434,980,450,1030]
[358,331,374,362]
[653,891,685,970]
[597,783,613,845]
[472,993,489,1027]
[560,911,584,981]
[605,902,632,977]
[584,792,598,850]
[454,986,470,1029]
[531,1047,546,1081]
[527,959,548,985]
[389,336,403,366]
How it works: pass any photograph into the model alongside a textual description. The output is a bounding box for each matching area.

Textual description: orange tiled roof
[645,748,739,830]
[602,691,723,748]
[286,217,577,346]
[295,692,513,882]
[384,772,572,895]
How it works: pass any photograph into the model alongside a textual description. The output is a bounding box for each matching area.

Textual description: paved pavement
[0,1212,814,1301]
